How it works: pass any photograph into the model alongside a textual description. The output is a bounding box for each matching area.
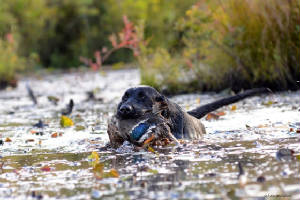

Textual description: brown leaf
[179,139,186,144]
[216,111,226,116]
[5,138,12,142]
[108,168,119,178]
[231,105,237,111]
[93,163,104,179]
[51,132,58,138]
[41,166,51,172]
[205,113,220,121]
[25,139,35,143]
[257,124,268,128]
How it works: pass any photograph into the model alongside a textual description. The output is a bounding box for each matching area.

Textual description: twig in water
[26,83,38,105]
[61,99,74,115]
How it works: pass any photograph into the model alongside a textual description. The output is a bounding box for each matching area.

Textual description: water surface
[0,69,299,199]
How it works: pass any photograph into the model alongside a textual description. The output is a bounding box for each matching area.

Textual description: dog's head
[116,86,168,120]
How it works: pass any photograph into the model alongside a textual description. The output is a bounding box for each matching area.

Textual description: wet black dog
[107,86,269,148]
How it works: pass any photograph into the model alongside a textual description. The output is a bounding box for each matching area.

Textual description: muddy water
[0,69,299,199]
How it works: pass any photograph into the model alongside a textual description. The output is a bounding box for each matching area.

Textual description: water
[0,69,299,199]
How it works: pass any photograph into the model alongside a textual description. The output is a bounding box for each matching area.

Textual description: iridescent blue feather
[131,123,151,141]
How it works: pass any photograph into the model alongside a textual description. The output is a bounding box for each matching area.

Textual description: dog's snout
[119,104,133,114]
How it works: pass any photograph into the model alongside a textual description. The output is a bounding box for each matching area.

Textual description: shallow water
[0,69,299,199]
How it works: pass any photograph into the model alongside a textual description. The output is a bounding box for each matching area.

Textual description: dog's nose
[119,104,133,115]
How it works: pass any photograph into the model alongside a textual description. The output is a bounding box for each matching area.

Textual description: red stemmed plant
[80,16,142,71]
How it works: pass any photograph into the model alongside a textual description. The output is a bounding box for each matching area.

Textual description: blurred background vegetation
[0,0,299,93]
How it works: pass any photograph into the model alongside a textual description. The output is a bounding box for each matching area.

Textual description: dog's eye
[138,91,146,99]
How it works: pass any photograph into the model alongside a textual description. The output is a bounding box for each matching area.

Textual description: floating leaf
[60,115,74,127]
[51,132,58,138]
[179,139,186,144]
[5,137,12,142]
[262,101,274,106]
[216,111,226,116]
[47,96,59,105]
[25,139,34,143]
[41,166,51,172]
[205,113,219,121]
[196,98,200,104]
[75,125,85,131]
[257,124,268,128]
[88,151,100,168]
[107,168,119,178]
[93,163,104,179]
[88,151,100,162]
[147,169,158,174]
[231,105,237,111]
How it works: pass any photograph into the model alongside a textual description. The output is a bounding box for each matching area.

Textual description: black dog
[107,86,269,148]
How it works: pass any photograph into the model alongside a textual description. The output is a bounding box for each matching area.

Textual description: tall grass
[210,0,300,90]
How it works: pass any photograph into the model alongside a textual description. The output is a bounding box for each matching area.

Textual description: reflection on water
[0,69,299,199]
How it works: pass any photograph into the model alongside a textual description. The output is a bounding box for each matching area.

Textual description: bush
[0,34,25,89]
[140,0,300,93]
[0,0,198,68]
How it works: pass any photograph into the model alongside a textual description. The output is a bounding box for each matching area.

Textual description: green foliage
[139,0,300,92]
[139,46,189,93]
[0,0,197,69]
[0,34,25,85]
